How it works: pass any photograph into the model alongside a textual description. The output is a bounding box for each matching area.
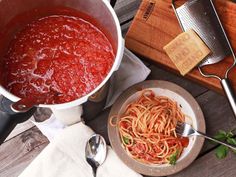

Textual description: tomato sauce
[2,14,115,104]
[179,137,189,147]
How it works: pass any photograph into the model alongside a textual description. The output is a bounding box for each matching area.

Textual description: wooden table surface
[0,0,236,177]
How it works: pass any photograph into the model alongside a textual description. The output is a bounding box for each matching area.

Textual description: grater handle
[221,78,236,118]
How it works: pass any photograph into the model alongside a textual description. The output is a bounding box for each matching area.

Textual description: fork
[176,121,236,151]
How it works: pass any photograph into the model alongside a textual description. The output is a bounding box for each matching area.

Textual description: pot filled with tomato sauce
[0,0,123,143]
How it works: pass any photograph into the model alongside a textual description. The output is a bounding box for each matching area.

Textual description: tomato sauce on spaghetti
[116,90,189,165]
[2,13,114,104]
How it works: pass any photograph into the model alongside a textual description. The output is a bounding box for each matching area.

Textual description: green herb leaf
[123,136,130,145]
[169,150,179,165]
[215,145,229,159]
[226,132,234,138]
[219,130,227,135]
[214,130,236,159]
[214,130,227,141]
[226,138,236,145]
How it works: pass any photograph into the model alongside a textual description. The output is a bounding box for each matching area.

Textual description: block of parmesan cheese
[163,29,211,76]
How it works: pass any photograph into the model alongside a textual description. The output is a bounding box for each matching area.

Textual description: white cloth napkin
[105,48,151,108]
[19,123,142,177]
[32,115,66,141]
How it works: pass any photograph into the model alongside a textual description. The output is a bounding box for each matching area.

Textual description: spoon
[85,134,107,177]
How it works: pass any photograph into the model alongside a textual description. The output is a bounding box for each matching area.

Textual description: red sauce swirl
[3,15,114,104]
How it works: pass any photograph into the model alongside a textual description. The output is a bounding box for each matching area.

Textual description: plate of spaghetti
[108,80,205,176]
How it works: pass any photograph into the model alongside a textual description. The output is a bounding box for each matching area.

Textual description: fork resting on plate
[176,121,236,151]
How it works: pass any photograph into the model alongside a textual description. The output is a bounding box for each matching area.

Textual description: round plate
[108,80,206,176]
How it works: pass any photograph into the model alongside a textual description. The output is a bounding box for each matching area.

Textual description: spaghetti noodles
[116,90,189,165]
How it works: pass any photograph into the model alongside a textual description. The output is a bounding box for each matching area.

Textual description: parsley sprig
[214,129,236,159]
[169,150,179,165]
[122,136,130,145]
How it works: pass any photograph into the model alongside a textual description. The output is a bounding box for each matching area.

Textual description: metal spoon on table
[85,134,107,177]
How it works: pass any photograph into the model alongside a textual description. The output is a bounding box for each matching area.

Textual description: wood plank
[5,118,34,142]
[170,150,236,177]
[196,91,236,155]
[197,91,236,136]
[0,143,47,177]
[0,127,49,177]
[115,0,141,24]
[5,107,52,142]
[125,0,236,95]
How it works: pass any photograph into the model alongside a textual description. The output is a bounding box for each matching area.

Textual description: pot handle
[110,0,117,7]
[0,112,17,144]
[0,97,36,144]
[51,105,83,126]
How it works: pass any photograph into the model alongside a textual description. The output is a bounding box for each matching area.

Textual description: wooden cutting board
[125,0,236,94]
